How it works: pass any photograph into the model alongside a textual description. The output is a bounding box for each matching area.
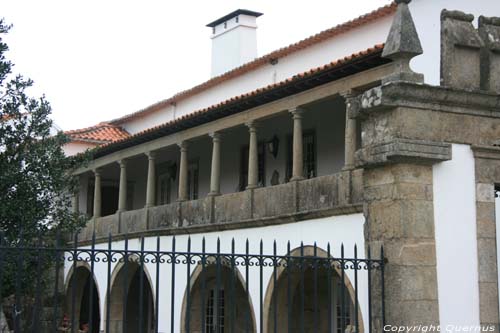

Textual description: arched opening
[181,261,256,333]
[65,265,100,333]
[107,260,155,333]
[265,246,362,333]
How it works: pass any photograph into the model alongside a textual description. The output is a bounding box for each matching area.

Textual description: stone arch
[180,258,257,333]
[105,255,155,333]
[64,262,101,333]
[263,246,363,333]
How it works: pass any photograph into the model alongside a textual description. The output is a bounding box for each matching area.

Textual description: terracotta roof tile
[65,122,130,144]
[94,44,386,157]
[109,2,396,125]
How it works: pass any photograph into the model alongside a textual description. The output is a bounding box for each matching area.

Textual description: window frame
[285,129,317,182]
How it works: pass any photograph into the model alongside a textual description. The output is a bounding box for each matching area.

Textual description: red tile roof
[94,44,387,157]
[65,122,130,144]
[109,2,396,125]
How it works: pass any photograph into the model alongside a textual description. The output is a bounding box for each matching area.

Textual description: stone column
[117,159,127,212]
[93,169,101,218]
[342,91,358,170]
[246,121,259,189]
[208,132,221,196]
[178,141,189,201]
[145,152,156,208]
[290,108,305,181]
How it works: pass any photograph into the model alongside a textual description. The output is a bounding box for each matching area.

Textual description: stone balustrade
[78,169,363,243]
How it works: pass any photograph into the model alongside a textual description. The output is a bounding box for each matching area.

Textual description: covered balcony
[72,46,394,243]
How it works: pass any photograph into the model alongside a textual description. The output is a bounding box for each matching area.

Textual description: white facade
[63,0,500,330]
[433,144,480,326]
[65,214,366,332]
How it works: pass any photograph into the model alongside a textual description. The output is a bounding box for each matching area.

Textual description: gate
[0,232,385,333]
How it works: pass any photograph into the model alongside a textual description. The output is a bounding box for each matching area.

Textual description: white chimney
[207,9,262,77]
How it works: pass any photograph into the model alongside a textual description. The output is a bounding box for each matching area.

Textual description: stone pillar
[208,132,221,196]
[342,92,357,170]
[246,121,259,189]
[117,159,127,212]
[93,169,101,218]
[364,164,439,329]
[290,108,305,181]
[178,141,189,201]
[145,152,156,208]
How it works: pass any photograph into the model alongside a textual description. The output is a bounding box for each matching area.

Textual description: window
[157,173,171,205]
[239,143,265,191]
[335,280,352,333]
[206,288,225,333]
[187,160,199,200]
[286,130,316,181]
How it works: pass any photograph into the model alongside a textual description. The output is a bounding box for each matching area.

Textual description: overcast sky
[2,0,390,131]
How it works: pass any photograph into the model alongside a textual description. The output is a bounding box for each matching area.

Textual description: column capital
[245,121,258,131]
[93,168,102,176]
[209,132,222,141]
[289,107,305,118]
[341,91,362,120]
[118,159,128,168]
[340,89,354,98]
[145,151,157,160]
[178,141,189,151]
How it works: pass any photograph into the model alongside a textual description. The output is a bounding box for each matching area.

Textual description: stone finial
[381,0,424,84]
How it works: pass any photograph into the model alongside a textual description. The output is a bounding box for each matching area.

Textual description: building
[62,0,500,332]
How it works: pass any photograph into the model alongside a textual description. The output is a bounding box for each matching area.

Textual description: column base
[290,176,305,181]
[246,184,259,190]
[207,191,221,197]
[342,165,355,171]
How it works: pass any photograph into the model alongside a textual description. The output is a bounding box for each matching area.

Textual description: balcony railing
[79,169,363,243]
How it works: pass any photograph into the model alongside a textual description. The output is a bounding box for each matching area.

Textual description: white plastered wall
[433,144,480,326]
[64,213,367,333]
[119,15,392,135]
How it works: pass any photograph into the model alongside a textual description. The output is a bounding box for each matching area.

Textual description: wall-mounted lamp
[267,135,280,158]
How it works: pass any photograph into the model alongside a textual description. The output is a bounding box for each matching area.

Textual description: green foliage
[0,18,89,300]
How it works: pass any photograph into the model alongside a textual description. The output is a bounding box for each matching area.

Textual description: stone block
[298,175,336,211]
[148,203,178,229]
[476,202,496,238]
[475,158,500,183]
[365,201,403,240]
[120,209,146,234]
[441,10,483,90]
[253,182,295,219]
[479,16,500,93]
[213,191,251,223]
[478,238,498,283]
[180,198,211,226]
[401,200,435,239]
[477,183,495,202]
[387,300,439,326]
[381,240,436,266]
[94,214,118,238]
[479,282,500,323]
[384,265,438,301]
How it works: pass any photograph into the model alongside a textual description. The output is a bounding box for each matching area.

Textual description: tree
[0,18,88,305]
[0,18,87,241]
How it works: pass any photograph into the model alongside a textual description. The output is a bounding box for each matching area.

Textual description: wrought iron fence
[0,232,385,333]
